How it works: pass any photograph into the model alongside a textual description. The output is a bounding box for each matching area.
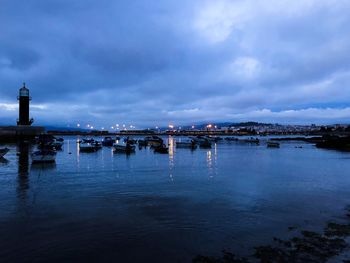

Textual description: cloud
[0,0,350,127]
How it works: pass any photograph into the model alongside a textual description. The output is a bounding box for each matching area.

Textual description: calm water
[1,136,350,262]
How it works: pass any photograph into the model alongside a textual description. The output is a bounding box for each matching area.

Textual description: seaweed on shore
[193,251,249,263]
[193,208,350,263]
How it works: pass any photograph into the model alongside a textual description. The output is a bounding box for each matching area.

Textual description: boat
[81,138,95,143]
[0,147,9,158]
[93,141,103,149]
[243,137,260,144]
[102,137,115,146]
[144,136,163,147]
[176,140,197,149]
[206,136,223,142]
[267,141,280,148]
[113,142,136,153]
[154,144,168,154]
[199,139,212,148]
[124,136,137,145]
[31,149,56,163]
[123,137,137,145]
[79,141,97,152]
[190,136,207,143]
[138,139,148,147]
[225,137,238,141]
[51,139,64,150]
[36,134,63,150]
[145,136,163,147]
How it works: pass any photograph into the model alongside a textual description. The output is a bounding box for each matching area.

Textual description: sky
[1,0,350,129]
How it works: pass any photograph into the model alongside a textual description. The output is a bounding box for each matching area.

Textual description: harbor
[1,84,350,262]
[1,134,350,262]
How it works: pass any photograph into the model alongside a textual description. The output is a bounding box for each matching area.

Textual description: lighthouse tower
[17,83,33,126]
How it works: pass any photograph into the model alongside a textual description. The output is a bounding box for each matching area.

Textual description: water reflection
[17,141,30,199]
[31,162,57,171]
[168,136,174,181]
[206,145,218,179]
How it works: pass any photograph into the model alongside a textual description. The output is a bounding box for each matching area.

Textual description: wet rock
[193,251,249,263]
[325,222,350,237]
[194,207,350,263]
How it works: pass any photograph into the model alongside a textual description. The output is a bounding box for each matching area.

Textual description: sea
[1,135,350,262]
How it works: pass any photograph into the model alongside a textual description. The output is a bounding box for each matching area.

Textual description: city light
[169,124,174,129]
[77,123,80,127]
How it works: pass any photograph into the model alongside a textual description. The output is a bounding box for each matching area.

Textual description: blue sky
[1,0,350,128]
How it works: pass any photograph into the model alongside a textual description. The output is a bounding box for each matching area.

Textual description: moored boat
[138,139,148,147]
[267,141,280,148]
[243,137,260,144]
[124,137,137,145]
[93,141,103,149]
[31,149,56,163]
[102,137,115,146]
[154,144,169,154]
[225,137,238,141]
[0,147,9,158]
[113,142,136,153]
[80,141,97,152]
[176,140,197,149]
[52,139,64,150]
[199,138,212,148]
[206,136,223,142]
[145,136,163,147]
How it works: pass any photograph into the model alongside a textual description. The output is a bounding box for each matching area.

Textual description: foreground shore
[194,206,350,262]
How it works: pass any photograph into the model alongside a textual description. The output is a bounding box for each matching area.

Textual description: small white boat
[80,142,97,152]
[32,150,56,163]
[176,140,197,149]
[113,143,136,153]
[0,147,9,158]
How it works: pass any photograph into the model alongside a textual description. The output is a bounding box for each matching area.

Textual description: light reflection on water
[0,135,350,262]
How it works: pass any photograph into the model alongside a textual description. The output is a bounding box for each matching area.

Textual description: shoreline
[193,206,350,263]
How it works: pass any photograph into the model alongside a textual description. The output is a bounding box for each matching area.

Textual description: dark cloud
[1,0,350,127]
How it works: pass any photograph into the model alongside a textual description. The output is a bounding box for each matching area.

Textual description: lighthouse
[17,83,33,126]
